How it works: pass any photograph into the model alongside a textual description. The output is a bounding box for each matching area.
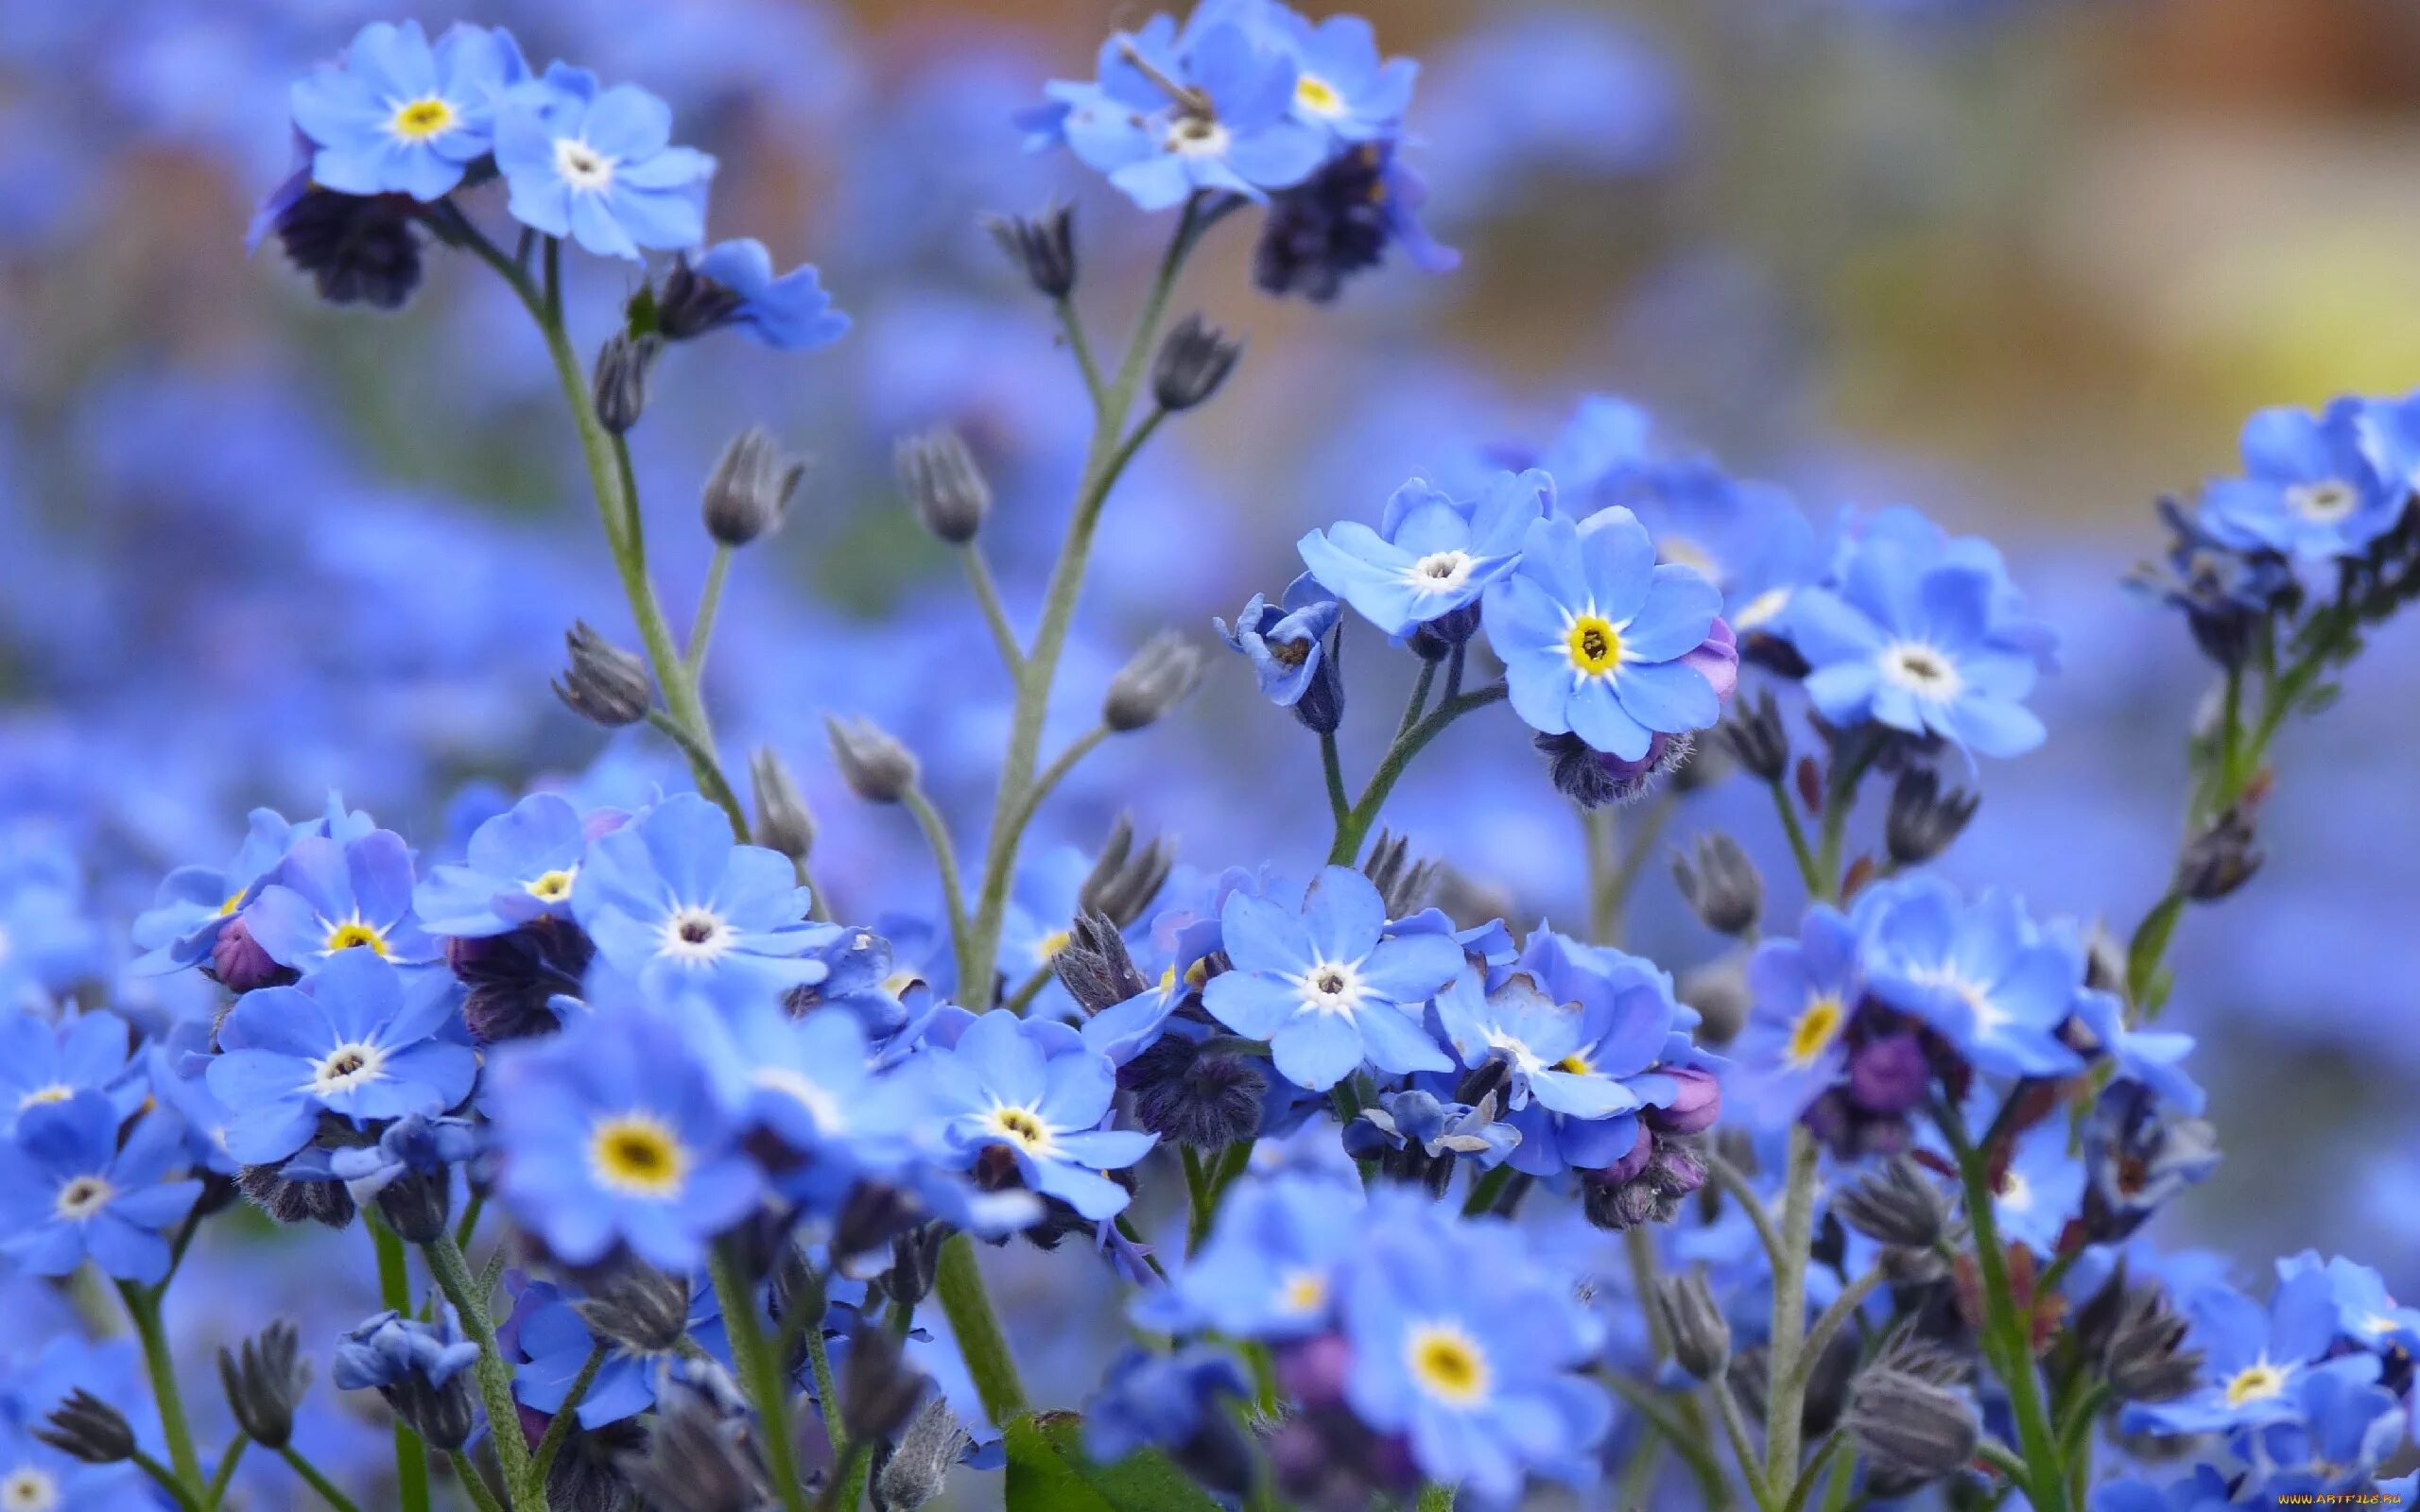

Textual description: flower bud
[217,1320,309,1451]
[209,916,292,994]
[335,1310,480,1452]
[1677,957,1749,1048]
[1656,1272,1731,1383]
[1846,1033,1930,1115]
[1537,730,1692,810]
[237,1160,354,1228]
[701,427,804,547]
[592,332,662,435]
[841,1321,927,1443]
[1079,816,1172,930]
[1647,1066,1722,1135]
[748,747,816,863]
[1834,1156,1951,1249]
[873,1396,972,1511]
[2103,1284,2203,1404]
[617,1363,772,1512]
[1845,1349,1979,1495]
[825,715,920,803]
[983,205,1077,300]
[1672,833,1761,936]
[1720,690,1790,782]
[554,622,651,728]
[881,1223,949,1310]
[1128,1036,1267,1149]
[574,1260,693,1355]
[895,429,991,545]
[652,255,746,340]
[1885,767,1979,867]
[36,1388,137,1464]
[1150,314,1241,413]
[1051,911,1152,1016]
[1103,630,1205,732]
[2176,804,2262,902]
[1358,829,1440,919]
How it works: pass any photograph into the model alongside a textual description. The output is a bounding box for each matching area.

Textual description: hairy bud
[702,427,805,547]
[895,429,991,545]
[36,1389,137,1464]
[1672,832,1762,936]
[1150,314,1242,412]
[2177,804,2262,902]
[826,715,921,804]
[873,1396,973,1511]
[1845,1346,1979,1495]
[1359,829,1441,918]
[1835,1156,1952,1249]
[574,1260,693,1355]
[1079,816,1173,930]
[592,332,662,435]
[1657,1271,1732,1383]
[554,622,651,728]
[1104,630,1206,732]
[842,1322,928,1444]
[748,746,816,863]
[1052,910,1152,1016]
[983,205,1077,300]
[1720,690,1791,782]
[1885,767,1979,867]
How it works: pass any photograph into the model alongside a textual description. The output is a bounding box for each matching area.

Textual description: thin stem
[802,1306,846,1469]
[1712,1383,1773,1512]
[1940,1109,2069,1512]
[1461,1164,1514,1219]
[449,1452,507,1512]
[963,547,1023,673]
[1002,964,1056,1016]
[421,1234,537,1512]
[934,1232,1028,1424]
[204,1435,250,1510]
[278,1445,365,1512]
[371,1224,435,1512]
[1790,1268,1885,1392]
[452,1191,486,1256]
[528,1345,608,1490]
[1319,730,1351,839]
[130,1451,204,1512]
[1763,1126,1821,1486]
[1781,1435,1845,1512]
[1977,1441,2031,1484]
[821,1439,875,1512]
[1184,1146,1216,1252]
[1325,683,1510,866]
[995,725,1114,859]
[1703,1152,1789,1277]
[709,1244,812,1512]
[118,1281,205,1495]
[1393,659,1438,743]
[1768,781,1823,898]
[1054,295,1104,411]
[646,712,752,841]
[1599,789,1678,940]
[684,543,734,680]
[1602,1371,1735,1508]
[899,786,975,990]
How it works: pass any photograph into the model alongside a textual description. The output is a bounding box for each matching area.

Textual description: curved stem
[130,1451,204,1512]
[448,1452,507,1512]
[900,786,974,991]
[995,725,1114,864]
[963,546,1023,674]
[1393,659,1438,743]
[710,1244,812,1512]
[684,543,733,680]
[1054,295,1104,411]
[1940,1109,2070,1512]
[802,1306,845,1469]
[371,1225,434,1512]
[1325,683,1510,867]
[277,1445,364,1512]
[1790,1267,1885,1392]
[118,1281,205,1496]
[420,1234,537,1512]
[647,712,752,838]
[1768,781,1823,898]
[1703,1153,1789,1278]
[528,1344,607,1490]
[1763,1127,1821,1486]
[1781,1435,1844,1512]
[204,1435,249,1510]
[1602,1371,1735,1509]
[934,1233,1027,1424]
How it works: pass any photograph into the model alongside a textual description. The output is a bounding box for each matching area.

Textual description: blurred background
[8,0,2420,1499]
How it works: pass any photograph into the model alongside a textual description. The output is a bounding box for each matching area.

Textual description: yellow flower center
[1555,1051,1595,1075]
[1406,1323,1491,1407]
[1036,929,1072,965]
[1789,996,1843,1064]
[1734,586,1792,630]
[2224,1362,2286,1407]
[525,869,576,902]
[217,890,245,917]
[987,1105,1055,1156]
[390,95,457,141]
[1279,1269,1329,1314]
[312,1042,388,1096]
[16,1084,72,1112]
[589,1115,688,1199]
[1294,74,1343,115]
[1564,613,1622,677]
[324,920,389,955]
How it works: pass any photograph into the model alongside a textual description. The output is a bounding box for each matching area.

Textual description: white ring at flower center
[2287,479,2359,524]
[1297,958,1367,1017]
[1406,550,1475,596]
[1,1467,61,1512]
[1166,116,1231,158]
[1877,641,1963,703]
[554,137,616,192]
[312,1040,389,1097]
[54,1174,114,1223]
[659,906,735,965]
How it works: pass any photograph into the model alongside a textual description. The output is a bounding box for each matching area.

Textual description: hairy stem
[708,1245,812,1512]
[371,1225,434,1512]
[1763,1126,1820,1486]
[934,1233,1027,1424]
[528,1344,608,1490]
[1325,684,1510,867]
[118,1280,205,1496]
[420,1234,537,1512]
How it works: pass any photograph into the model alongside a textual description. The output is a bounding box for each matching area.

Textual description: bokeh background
[7,0,2420,1502]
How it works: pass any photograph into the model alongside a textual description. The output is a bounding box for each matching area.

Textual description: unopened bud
[1885,768,1979,867]
[218,1320,309,1451]
[825,715,920,803]
[1834,1156,1951,1249]
[873,1396,972,1511]
[841,1322,927,1443]
[1150,314,1241,413]
[1079,816,1172,929]
[749,747,816,862]
[554,622,651,728]
[1845,1346,1978,1495]
[592,332,662,435]
[1051,910,1151,1016]
[1672,833,1761,936]
[2104,1285,2203,1404]
[896,429,991,545]
[1129,1036,1267,1149]
[36,1389,137,1464]
[1104,630,1205,731]
[1656,1271,1731,1382]
[2177,805,2261,902]
[702,427,805,547]
[573,1260,692,1355]
[1359,829,1440,919]
[1720,691,1791,782]
[983,205,1077,300]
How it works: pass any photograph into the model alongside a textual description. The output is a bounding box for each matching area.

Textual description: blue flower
[1084,1345,1252,1472]
[1340,1192,1609,1503]
[2069,987,2204,1116]
[0,1092,201,1284]
[2274,1251,2420,1357]
[509,1275,726,1428]
[1341,1087,1519,1169]
[1986,1121,2085,1256]
[1857,878,2084,1079]
[2121,1266,2363,1438]
[288,21,528,201]
[205,950,479,1165]
[488,1004,763,1271]
[1481,510,1725,761]
[1255,8,1417,142]
[1201,867,1460,1092]
[0,1009,140,1138]
[571,792,833,1015]
[787,926,912,1039]
[1298,471,1545,639]
[1134,1172,1360,1338]
[413,792,596,938]
[1788,525,2048,757]
[495,65,715,260]
[240,828,437,971]
[1216,573,1341,709]
[132,807,302,972]
[1433,968,1644,1122]
[1037,16,1328,211]
[918,1010,1155,1221]
[680,240,850,352]
[0,1422,138,1512]
[2199,400,2409,563]
[703,1005,917,1210]
[285,1111,479,1204]
[1731,903,1860,1130]
[0,864,99,1010]
[334,1307,482,1448]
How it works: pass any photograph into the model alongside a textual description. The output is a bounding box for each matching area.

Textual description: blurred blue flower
[1858,878,2083,1079]
[681,239,850,352]
[0,1091,200,1284]
[0,1008,139,1137]
[2199,400,2408,563]
[2121,1266,2357,1437]
[1134,1172,1359,1338]
[1731,902,1859,1130]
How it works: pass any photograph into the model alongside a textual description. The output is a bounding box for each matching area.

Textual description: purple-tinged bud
[209,917,291,994]
[1650,1068,1723,1135]
[1582,1128,1705,1230]
[1127,1037,1266,1150]
[1275,1333,1353,1411]
[1848,1033,1930,1115]
[1594,1119,1655,1186]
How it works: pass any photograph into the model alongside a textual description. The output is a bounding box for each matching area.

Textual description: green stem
[1713,1383,1773,1512]
[1393,658,1438,742]
[420,1234,537,1512]
[1055,295,1104,410]
[963,546,1023,673]
[934,1233,1027,1424]
[1703,1152,1789,1278]
[370,1225,435,1512]
[130,1451,204,1512]
[452,1191,486,1257]
[1940,1110,2069,1512]
[802,1305,846,1469]
[1184,1146,1216,1251]
[1319,730,1351,840]
[994,725,1114,868]
[822,1439,875,1512]
[1781,1435,1844,1512]
[1769,781,1823,898]
[684,542,733,680]
[118,1281,205,1495]
[1461,1163,1515,1219]
[709,1244,812,1512]
[1324,683,1510,867]
[278,1445,365,1512]
[1790,1268,1885,1392]
[1763,1126,1820,1486]
[448,1452,507,1512]
[528,1345,608,1490]
[900,786,974,991]
[1599,790,1678,941]
[1602,1372,1735,1508]
[961,199,1217,1004]
[1415,1484,1457,1512]
[204,1435,249,1510]
[647,711,752,839]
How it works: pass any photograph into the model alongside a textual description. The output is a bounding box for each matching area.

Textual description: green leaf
[1001,1411,1224,1512]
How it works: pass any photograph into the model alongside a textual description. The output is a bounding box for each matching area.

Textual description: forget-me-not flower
[0,1092,201,1285]
[241,828,436,971]
[2200,399,2409,563]
[918,1010,1155,1222]
[495,65,715,260]
[289,21,528,201]
[1857,879,2084,1080]
[413,791,598,937]
[1298,471,1546,640]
